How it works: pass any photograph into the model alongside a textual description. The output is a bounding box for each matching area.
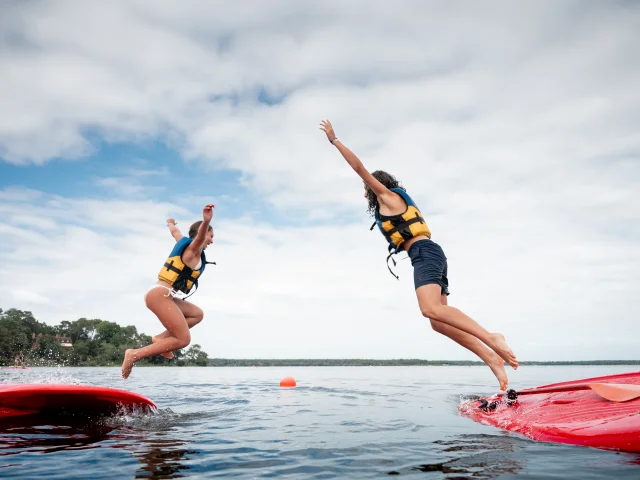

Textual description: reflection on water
[126,437,195,479]
[431,434,524,478]
[382,434,526,478]
[0,412,193,480]
[0,414,113,455]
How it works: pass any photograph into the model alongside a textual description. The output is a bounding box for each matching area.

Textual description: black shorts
[407,239,450,295]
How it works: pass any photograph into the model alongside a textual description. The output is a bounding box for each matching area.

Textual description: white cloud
[0,188,638,364]
[0,1,639,366]
[9,290,50,305]
[93,176,168,198]
[0,187,44,202]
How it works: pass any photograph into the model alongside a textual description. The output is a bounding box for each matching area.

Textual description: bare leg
[122,288,191,379]
[417,284,518,369]
[152,298,203,359]
[430,295,509,390]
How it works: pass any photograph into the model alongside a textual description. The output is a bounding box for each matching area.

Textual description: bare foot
[152,336,174,359]
[121,349,138,379]
[486,352,509,391]
[488,333,518,370]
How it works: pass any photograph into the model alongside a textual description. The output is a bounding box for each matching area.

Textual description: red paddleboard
[0,384,156,419]
[459,371,640,453]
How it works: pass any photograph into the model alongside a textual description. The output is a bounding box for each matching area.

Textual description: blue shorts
[407,239,450,295]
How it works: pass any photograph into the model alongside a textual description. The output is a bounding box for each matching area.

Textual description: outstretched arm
[166,218,183,242]
[191,204,214,250]
[319,120,392,203]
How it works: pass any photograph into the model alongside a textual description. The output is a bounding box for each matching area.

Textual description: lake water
[1,365,639,479]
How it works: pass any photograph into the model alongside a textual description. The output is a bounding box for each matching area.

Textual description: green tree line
[3,308,636,368]
[0,308,209,367]
[207,358,640,367]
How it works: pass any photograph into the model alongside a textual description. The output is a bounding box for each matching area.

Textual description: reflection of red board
[459,371,640,453]
[0,384,156,419]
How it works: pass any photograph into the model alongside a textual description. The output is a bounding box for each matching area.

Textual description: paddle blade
[588,383,640,402]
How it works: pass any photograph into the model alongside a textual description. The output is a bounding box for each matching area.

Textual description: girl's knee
[430,319,445,333]
[186,307,204,325]
[421,303,442,320]
[178,332,191,348]
[187,309,204,327]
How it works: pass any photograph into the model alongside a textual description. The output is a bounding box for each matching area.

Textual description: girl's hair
[365,170,405,216]
[188,221,213,239]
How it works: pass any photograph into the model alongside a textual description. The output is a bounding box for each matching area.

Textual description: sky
[1,0,639,367]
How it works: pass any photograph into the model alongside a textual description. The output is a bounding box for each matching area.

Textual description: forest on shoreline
[0,308,208,367]
[2,308,637,368]
[205,359,640,367]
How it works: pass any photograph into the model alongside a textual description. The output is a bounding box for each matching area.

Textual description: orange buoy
[280,376,296,387]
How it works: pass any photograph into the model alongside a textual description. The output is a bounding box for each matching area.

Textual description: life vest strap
[163,261,198,281]
[386,250,399,280]
[162,260,198,294]
[382,212,425,240]
[370,198,427,281]
[180,261,217,299]
[371,218,409,280]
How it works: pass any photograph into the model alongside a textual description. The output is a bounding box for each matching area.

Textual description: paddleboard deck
[0,384,156,419]
[459,371,640,453]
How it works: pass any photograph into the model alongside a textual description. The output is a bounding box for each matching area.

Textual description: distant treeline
[207,358,640,367]
[2,309,637,368]
[0,308,209,367]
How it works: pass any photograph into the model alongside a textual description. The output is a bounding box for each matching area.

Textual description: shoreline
[2,360,638,368]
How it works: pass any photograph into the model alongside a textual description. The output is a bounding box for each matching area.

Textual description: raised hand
[203,204,215,222]
[319,119,337,143]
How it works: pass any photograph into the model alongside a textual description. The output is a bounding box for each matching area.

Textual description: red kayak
[459,371,640,453]
[0,384,156,419]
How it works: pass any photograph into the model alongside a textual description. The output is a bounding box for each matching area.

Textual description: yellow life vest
[157,237,214,295]
[370,188,430,279]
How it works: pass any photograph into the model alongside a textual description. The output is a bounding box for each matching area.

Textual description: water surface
[1,365,638,478]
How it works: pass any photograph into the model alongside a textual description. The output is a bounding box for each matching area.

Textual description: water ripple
[1,366,639,479]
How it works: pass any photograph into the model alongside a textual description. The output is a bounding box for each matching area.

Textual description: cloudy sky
[1,0,638,365]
